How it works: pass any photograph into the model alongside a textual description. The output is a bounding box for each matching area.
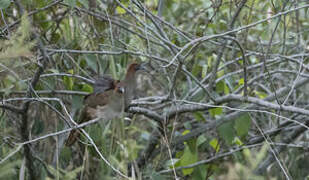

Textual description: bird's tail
[65,129,80,146]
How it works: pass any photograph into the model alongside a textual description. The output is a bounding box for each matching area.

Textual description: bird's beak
[136,62,149,72]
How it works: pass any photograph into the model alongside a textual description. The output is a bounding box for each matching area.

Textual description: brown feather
[65,81,124,146]
[65,63,145,146]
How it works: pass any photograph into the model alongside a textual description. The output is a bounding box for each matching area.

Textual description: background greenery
[0,0,308,179]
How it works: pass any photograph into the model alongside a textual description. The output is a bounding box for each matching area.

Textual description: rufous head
[127,62,147,73]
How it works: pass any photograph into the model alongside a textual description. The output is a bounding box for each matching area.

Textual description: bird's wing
[83,90,115,108]
[65,86,124,146]
[93,75,117,93]
[66,63,147,146]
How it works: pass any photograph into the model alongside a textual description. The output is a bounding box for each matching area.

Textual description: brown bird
[123,63,145,110]
[65,63,146,146]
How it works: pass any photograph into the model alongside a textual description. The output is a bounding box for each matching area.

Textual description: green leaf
[81,83,93,93]
[41,75,56,90]
[209,138,220,152]
[184,121,192,129]
[209,107,222,118]
[193,111,206,122]
[0,13,34,59]
[201,64,208,78]
[165,158,180,168]
[50,32,61,44]
[224,78,234,91]
[254,90,268,99]
[216,81,229,94]
[187,138,197,153]
[182,129,190,136]
[150,172,167,180]
[208,54,216,68]
[72,95,83,110]
[63,69,74,90]
[218,121,235,145]
[216,69,224,78]
[179,144,198,175]
[233,137,243,146]
[238,78,244,85]
[0,0,10,9]
[192,164,207,180]
[111,60,120,79]
[48,68,59,74]
[197,135,207,147]
[64,0,76,8]
[87,125,103,146]
[234,113,251,137]
[249,55,258,63]
[34,12,49,31]
[0,160,22,178]
[32,0,47,8]
[125,139,144,160]
[84,54,98,72]
[116,6,126,14]
[191,63,201,77]
[3,74,16,86]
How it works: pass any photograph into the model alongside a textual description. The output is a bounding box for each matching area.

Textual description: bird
[65,63,146,146]
[93,75,120,94]
[123,63,146,110]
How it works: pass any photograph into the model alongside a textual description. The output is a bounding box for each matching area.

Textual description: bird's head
[127,62,148,73]
[125,62,148,81]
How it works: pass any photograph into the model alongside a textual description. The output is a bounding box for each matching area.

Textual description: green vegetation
[0,0,308,179]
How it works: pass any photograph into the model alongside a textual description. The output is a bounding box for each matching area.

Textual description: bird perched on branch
[123,63,145,110]
[65,63,146,146]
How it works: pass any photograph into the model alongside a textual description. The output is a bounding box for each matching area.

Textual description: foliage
[0,0,308,179]
[0,14,35,59]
